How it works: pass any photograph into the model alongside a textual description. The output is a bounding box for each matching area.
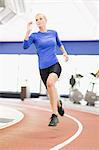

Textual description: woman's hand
[63,52,69,62]
[60,45,69,62]
[27,21,33,33]
[24,22,33,40]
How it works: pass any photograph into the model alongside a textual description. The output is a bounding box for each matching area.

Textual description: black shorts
[39,62,62,88]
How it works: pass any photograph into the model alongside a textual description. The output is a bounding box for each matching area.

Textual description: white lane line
[50,113,83,150]
[0,105,24,129]
[32,106,83,150]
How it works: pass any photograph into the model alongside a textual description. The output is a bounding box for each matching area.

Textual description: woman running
[23,13,69,126]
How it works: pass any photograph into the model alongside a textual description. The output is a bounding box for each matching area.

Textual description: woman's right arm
[23,22,33,49]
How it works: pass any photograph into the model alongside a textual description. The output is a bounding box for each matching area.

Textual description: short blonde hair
[35,13,47,22]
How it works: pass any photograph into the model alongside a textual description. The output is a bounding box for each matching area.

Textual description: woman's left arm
[55,31,69,62]
[60,45,69,62]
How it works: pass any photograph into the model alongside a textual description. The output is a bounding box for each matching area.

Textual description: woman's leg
[46,72,59,115]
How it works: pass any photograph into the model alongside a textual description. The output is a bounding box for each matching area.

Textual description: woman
[23,13,69,126]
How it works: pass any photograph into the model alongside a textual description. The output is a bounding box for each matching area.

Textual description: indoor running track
[0,98,99,150]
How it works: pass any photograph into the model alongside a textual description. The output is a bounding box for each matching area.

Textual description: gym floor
[0,97,99,150]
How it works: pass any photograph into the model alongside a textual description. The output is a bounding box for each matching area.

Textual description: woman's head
[35,13,47,28]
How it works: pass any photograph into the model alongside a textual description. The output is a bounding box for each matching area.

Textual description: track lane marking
[32,106,83,150]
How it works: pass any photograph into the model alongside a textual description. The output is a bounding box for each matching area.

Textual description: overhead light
[10,0,25,13]
[0,0,25,24]
[0,0,5,7]
[17,0,25,12]
[0,7,16,24]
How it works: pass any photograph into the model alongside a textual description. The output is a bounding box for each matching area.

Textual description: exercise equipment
[69,75,76,88]
[84,72,98,106]
[69,74,84,104]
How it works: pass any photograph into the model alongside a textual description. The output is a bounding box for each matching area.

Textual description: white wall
[0,55,18,92]
[0,55,41,93]
[0,0,98,41]
[0,54,98,95]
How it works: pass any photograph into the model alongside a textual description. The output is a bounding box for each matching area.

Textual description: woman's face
[35,14,47,28]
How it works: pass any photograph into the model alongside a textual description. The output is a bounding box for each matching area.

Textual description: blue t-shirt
[23,30,62,69]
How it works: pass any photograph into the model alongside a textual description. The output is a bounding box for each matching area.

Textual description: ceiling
[0,0,98,24]
[0,0,99,40]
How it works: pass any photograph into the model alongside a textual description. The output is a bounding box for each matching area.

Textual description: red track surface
[0,99,99,150]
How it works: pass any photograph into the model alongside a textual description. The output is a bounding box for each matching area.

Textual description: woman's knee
[46,73,58,89]
[47,79,55,89]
